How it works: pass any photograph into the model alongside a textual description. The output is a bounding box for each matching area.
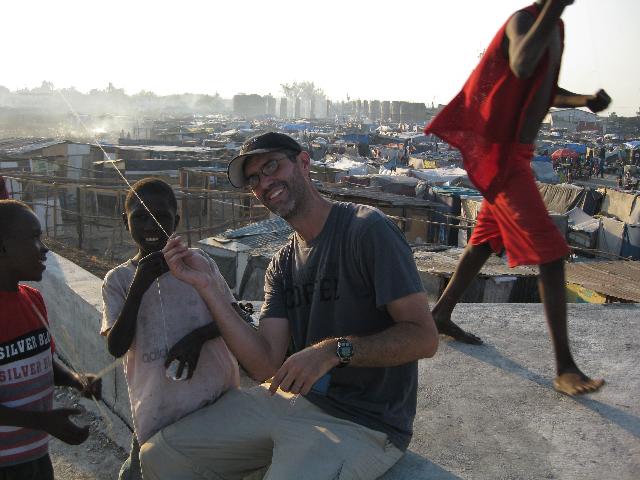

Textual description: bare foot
[433,311,483,345]
[553,372,604,396]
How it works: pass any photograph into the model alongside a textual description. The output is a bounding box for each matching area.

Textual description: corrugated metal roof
[0,138,67,155]
[565,260,640,302]
[413,247,538,277]
[319,184,439,208]
[215,217,292,254]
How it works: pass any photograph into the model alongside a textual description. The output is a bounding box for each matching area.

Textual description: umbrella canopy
[551,148,579,160]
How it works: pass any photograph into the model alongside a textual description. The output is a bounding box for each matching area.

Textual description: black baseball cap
[227,132,303,188]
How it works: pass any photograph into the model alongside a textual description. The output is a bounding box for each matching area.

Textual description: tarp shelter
[425,186,481,246]
[537,183,602,215]
[566,207,600,249]
[624,141,640,166]
[411,167,468,186]
[621,224,640,259]
[597,217,625,257]
[598,189,640,224]
[369,175,419,196]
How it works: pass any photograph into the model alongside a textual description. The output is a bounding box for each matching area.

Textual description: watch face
[337,342,353,360]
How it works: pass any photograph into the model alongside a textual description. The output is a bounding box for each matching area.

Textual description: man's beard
[262,179,307,220]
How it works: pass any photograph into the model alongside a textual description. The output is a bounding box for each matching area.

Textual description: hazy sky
[3,0,639,115]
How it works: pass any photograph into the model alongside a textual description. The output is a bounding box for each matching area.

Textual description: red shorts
[469,144,569,267]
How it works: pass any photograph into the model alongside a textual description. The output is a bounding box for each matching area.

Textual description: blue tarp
[533,155,551,162]
[624,140,640,150]
[281,123,310,132]
[565,143,587,154]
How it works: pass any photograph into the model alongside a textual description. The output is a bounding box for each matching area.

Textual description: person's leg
[140,387,274,480]
[119,435,142,480]
[538,259,604,395]
[490,148,604,395]
[431,242,492,344]
[266,396,403,480]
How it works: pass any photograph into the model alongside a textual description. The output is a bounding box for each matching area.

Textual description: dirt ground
[44,237,118,279]
[50,388,128,480]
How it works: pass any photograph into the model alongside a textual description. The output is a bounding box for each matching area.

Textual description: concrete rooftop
[383,303,639,480]
[35,254,639,479]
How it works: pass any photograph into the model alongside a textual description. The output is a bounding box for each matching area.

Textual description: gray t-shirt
[101,249,239,444]
[261,202,424,450]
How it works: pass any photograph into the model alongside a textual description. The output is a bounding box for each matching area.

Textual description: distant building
[265,95,276,117]
[369,100,381,121]
[279,98,288,118]
[546,108,601,132]
[294,97,301,118]
[233,94,266,118]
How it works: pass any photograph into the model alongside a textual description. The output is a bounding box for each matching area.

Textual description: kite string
[50,87,179,407]
[583,1,604,88]
[54,89,170,239]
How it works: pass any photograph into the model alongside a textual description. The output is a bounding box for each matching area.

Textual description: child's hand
[36,408,90,445]
[163,237,213,291]
[165,330,204,380]
[76,373,102,400]
[131,251,169,293]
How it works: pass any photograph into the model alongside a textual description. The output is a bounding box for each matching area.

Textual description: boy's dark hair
[124,178,177,213]
[0,199,33,238]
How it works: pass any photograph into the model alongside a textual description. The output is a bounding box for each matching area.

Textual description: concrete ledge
[28,252,132,427]
[32,255,639,479]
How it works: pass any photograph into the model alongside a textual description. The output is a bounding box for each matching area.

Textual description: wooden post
[231,198,236,229]
[118,192,124,246]
[76,187,83,249]
[198,192,203,240]
[53,186,58,240]
[183,193,192,247]
[445,212,450,246]
[44,186,50,237]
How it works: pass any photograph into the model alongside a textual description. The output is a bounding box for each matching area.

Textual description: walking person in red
[425,0,610,395]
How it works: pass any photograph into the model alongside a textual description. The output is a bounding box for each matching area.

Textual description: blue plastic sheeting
[621,224,640,260]
[533,155,551,162]
[281,123,311,132]
[341,133,369,144]
[624,140,640,150]
[565,143,587,154]
[430,186,481,197]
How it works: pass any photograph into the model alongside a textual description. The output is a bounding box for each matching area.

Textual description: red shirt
[425,3,563,200]
[0,285,54,467]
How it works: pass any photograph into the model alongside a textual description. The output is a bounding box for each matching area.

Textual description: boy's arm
[553,87,611,112]
[0,405,89,445]
[164,303,253,379]
[164,322,220,380]
[53,359,101,400]
[106,252,168,358]
[505,0,570,78]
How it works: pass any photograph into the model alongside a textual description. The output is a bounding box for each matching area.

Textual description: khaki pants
[140,384,403,480]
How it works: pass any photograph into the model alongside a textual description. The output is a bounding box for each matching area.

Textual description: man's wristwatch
[336,338,353,368]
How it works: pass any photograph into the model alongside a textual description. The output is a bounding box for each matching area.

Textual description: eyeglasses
[246,156,286,189]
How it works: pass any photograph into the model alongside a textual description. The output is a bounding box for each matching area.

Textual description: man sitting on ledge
[140,132,439,480]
